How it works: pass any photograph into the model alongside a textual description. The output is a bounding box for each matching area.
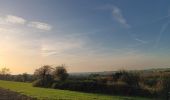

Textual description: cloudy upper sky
[0,0,170,74]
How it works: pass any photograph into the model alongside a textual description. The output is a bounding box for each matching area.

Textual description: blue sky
[0,0,170,74]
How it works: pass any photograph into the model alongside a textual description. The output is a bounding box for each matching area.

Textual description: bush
[50,80,149,96]
[157,78,170,99]
[51,80,101,92]
[32,77,53,88]
[32,79,44,87]
[140,72,170,98]
[116,71,140,88]
[53,65,68,81]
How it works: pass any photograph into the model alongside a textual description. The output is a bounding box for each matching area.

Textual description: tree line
[0,66,170,99]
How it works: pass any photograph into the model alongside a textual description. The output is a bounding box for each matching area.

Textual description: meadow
[0,80,151,100]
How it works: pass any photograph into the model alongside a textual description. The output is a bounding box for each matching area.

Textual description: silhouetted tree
[53,65,68,81]
[0,67,11,80]
[0,67,10,75]
[22,73,29,82]
[33,65,53,87]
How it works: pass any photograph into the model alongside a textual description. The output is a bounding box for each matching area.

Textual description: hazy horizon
[0,0,170,74]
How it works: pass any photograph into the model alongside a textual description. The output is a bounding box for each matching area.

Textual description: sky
[0,0,170,74]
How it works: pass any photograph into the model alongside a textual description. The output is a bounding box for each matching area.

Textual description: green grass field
[0,80,151,100]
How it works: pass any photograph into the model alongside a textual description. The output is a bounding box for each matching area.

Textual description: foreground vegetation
[30,65,170,99]
[0,66,170,99]
[0,80,150,100]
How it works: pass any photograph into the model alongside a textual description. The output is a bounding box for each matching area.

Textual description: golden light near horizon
[0,0,170,74]
[0,22,170,74]
[0,1,170,100]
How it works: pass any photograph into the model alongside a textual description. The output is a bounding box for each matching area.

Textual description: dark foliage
[53,65,68,81]
[33,65,54,87]
[32,65,69,87]
[1,66,170,99]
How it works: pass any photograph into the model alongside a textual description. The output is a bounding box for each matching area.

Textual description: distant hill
[70,67,170,76]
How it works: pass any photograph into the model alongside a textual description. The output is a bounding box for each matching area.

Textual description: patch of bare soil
[0,88,37,100]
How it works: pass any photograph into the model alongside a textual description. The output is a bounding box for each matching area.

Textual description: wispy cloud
[0,15,26,25]
[0,14,52,31]
[155,20,170,48]
[5,15,26,24]
[134,38,147,44]
[98,5,130,28]
[112,6,130,28]
[41,39,84,57]
[28,21,52,31]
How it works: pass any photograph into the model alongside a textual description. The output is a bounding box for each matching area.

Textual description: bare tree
[53,65,68,81]
[0,67,10,75]
[0,67,11,80]
[34,65,53,87]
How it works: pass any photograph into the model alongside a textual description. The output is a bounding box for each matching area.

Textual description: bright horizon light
[0,0,170,74]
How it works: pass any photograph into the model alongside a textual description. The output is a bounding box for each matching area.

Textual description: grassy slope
[0,80,151,100]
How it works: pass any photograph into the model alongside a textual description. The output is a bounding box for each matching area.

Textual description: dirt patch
[0,88,37,100]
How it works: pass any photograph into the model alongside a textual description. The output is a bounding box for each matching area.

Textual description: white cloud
[134,38,147,44]
[0,14,52,31]
[0,17,7,25]
[28,21,52,31]
[112,6,130,28]
[5,15,26,24]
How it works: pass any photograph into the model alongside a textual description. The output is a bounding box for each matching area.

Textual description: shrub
[157,78,170,99]
[51,80,101,92]
[32,79,44,87]
[53,65,68,81]
[117,71,140,88]
[32,75,53,88]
